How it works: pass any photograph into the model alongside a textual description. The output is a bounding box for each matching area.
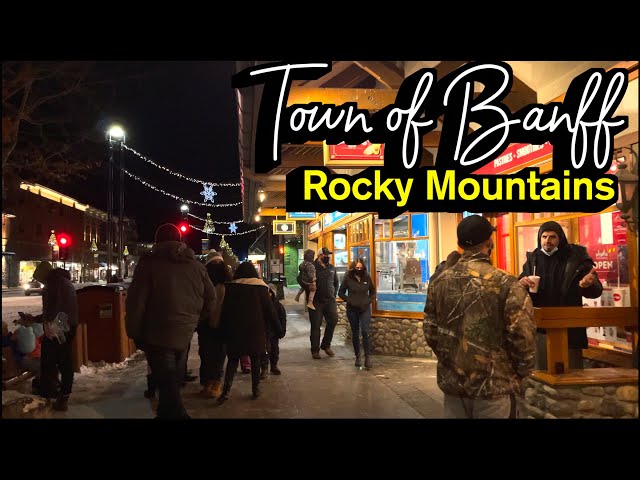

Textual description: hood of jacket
[229,277,269,288]
[537,221,568,250]
[49,268,71,282]
[151,241,195,262]
[303,249,315,262]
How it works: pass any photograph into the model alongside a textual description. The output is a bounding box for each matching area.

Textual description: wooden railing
[532,306,638,385]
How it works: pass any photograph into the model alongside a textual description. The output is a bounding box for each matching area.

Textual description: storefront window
[578,211,628,287]
[375,217,391,239]
[496,214,512,272]
[515,219,572,274]
[332,228,348,285]
[375,239,429,312]
[392,215,409,238]
[350,246,370,271]
[411,213,428,237]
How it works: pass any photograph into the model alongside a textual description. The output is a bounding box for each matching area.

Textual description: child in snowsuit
[295,249,317,310]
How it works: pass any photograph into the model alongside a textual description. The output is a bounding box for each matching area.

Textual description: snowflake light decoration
[200,183,218,203]
[229,222,238,234]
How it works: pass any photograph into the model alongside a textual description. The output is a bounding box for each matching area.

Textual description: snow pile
[78,350,145,376]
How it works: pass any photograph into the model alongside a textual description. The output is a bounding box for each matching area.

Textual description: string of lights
[122,169,242,207]
[187,212,243,224]
[123,144,241,187]
[189,223,265,236]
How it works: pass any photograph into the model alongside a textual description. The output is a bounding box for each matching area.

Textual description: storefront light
[614,147,638,233]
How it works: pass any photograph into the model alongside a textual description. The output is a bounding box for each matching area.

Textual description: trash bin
[270,278,286,301]
[76,283,135,365]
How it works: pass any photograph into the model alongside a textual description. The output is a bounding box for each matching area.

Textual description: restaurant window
[577,211,628,288]
[411,213,428,237]
[348,217,371,272]
[375,217,391,239]
[374,213,430,313]
[332,227,348,286]
[515,219,572,273]
[496,214,512,272]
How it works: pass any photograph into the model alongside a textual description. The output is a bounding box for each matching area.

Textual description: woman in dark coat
[338,258,376,370]
[217,262,281,403]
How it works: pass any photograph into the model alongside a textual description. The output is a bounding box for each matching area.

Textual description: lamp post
[107,125,125,282]
[614,146,639,233]
[123,245,129,279]
[48,230,57,265]
[90,239,98,282]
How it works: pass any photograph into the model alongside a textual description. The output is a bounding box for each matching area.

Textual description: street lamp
[614,146,639,233]
[48,230,57,264]
[107,125,126,282]
[123,245,129,279]
[90,239,98,282]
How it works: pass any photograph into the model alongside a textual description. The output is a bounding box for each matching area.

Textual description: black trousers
[308,300,338,352]
[40,326,76,398]
[269,336,279,367]
[224,353,262,395]
[145,345,189,419]
[197,325,226,384]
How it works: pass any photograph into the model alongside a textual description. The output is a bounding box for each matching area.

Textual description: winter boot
[260,366,269,380]
[364,355,373,370]
[200,382,215,397]
[355,353,362,368]
[210,380,223,397]
[270,364,281,375]
[53,394,70,412]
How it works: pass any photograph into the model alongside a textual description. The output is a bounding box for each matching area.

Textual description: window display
[375,239,429,312]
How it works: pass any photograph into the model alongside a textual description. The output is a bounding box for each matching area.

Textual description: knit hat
[205,251,223,265]
[33,261,53,283]
[155,223,182,243]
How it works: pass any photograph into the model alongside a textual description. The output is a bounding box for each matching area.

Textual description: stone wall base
[520,378,638,419]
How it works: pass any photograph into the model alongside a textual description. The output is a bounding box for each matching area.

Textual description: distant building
[2,181,137,288]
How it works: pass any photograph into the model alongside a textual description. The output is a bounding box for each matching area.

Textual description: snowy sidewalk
[18,291,444,419]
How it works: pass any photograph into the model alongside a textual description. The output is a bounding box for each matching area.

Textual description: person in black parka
[217,262,281,403]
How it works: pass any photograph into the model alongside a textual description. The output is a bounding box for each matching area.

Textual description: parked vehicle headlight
[23,283,30,289]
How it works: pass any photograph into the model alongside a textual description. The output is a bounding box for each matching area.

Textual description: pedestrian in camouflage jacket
[424,216,536,418]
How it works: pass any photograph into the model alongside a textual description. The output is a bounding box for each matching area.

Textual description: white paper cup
[529,275,540,293]
[611,287,627,307]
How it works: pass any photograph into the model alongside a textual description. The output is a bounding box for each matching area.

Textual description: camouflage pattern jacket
[424,251,536,399]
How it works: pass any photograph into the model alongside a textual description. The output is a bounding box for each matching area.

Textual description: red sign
[473,142,553,175]
[324,141,384,166]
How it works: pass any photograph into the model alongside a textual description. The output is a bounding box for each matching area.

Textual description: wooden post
[546,328,569,374]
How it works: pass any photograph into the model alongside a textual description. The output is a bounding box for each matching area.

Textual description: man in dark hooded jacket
[31,261,78,411]
[126,223,216,419]
[518,221,602,370]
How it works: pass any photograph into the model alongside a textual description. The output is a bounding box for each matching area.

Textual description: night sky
[55,61,252,257]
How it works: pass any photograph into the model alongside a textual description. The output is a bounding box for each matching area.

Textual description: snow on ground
[67,350,148,404]
[2,296,42,332]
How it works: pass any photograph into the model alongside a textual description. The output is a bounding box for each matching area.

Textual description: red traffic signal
[178,222,189,234]
[57,233,72,247]
[279,245,284,254]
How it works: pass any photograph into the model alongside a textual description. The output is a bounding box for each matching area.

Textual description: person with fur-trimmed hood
[126,223,216,419]
[216,262,281,404]
[518,220,602,370]
[198,250,232,398]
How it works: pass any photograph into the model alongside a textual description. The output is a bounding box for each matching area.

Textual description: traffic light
[178,222,189,235]
[279,245,284,255]
[57,233,71,260]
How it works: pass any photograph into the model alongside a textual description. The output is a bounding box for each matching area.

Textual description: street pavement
[10,286,445,419]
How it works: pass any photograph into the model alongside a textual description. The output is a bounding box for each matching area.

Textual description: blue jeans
[347,307,371,356]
